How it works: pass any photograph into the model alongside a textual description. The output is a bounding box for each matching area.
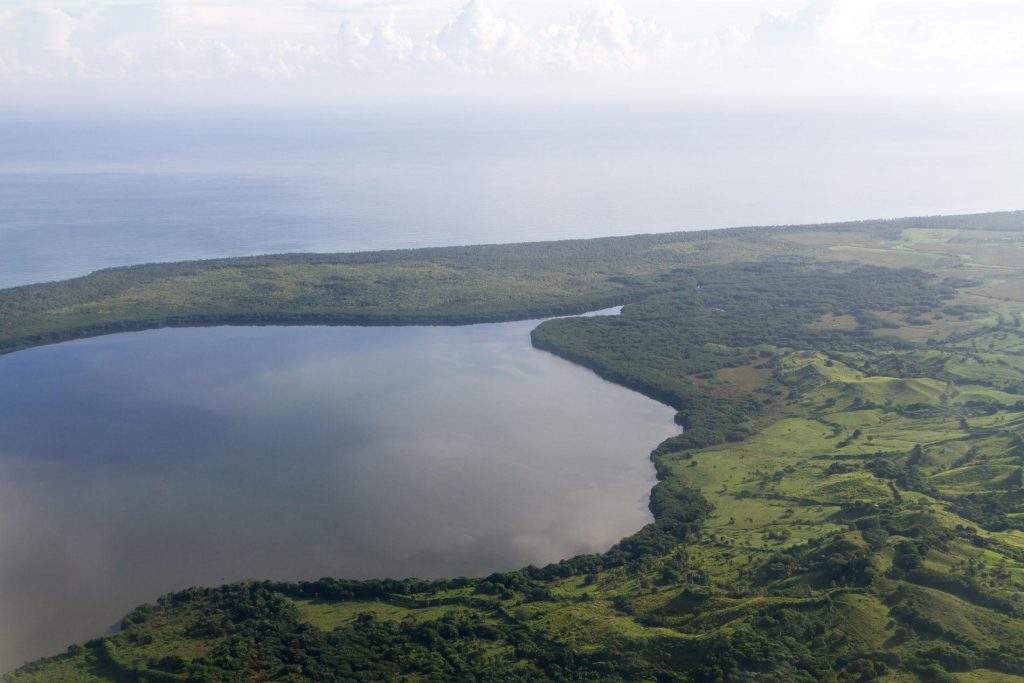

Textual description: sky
[1,0,1022,110]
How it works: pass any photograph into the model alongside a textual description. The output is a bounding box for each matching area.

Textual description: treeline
[106,584,663,682]
[2,210,1016,357]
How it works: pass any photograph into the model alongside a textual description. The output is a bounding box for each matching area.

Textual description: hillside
[5,211,1024,681]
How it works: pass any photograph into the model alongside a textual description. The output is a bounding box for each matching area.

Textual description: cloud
[729,0,1024,99]
[435,0,530,72]
[541,3,675,72]
[1,0,1022,104]
[0,0,675,82]
[337,14,414,71]
[0,6,79,77]
[331,0,675,76]
[751,0,876,48]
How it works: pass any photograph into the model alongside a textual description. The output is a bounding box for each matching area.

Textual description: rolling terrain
[5,211,1024,681]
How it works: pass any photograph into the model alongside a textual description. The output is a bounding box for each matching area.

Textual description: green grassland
[6,210,1024,681]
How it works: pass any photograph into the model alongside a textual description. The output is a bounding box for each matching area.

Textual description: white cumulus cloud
[329,0,676,76]
[0,0,1022,105]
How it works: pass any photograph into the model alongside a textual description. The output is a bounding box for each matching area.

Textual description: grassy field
[5,210,1024,681]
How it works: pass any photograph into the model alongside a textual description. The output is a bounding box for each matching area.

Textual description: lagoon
[0,318,678,668]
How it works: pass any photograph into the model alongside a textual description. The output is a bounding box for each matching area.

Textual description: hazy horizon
[3,103,1023,289]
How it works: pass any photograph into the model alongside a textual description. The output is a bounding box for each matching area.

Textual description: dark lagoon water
[0,319,678,668]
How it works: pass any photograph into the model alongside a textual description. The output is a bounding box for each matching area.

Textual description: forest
[5,210,1024,681]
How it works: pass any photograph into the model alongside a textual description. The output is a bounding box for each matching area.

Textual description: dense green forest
[5,211,1024,681]
[2,211,1021,356]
